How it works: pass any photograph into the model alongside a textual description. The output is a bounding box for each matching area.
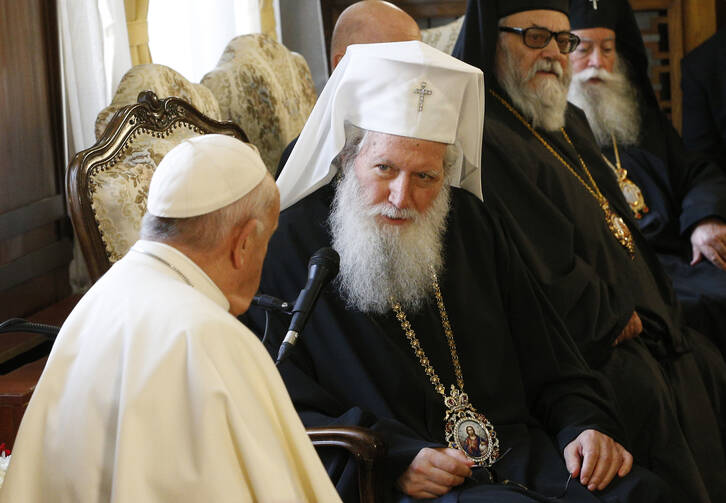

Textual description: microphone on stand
[276,247,340,365]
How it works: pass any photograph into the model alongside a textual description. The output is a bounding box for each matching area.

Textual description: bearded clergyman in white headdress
[246,40,668,502]
[0,135,341,503]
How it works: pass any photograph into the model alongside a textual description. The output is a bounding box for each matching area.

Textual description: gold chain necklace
[601,133,649,219]
[489,88,635,258]
[391,268,500,467]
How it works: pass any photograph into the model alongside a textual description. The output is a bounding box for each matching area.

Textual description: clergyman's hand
[612,311,642,346]
[691,218,726,271]
[397,447,473,499]
[564,429,633,492]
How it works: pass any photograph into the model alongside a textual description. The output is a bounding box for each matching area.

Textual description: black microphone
[251,294,293,314]
[276,247,340,364]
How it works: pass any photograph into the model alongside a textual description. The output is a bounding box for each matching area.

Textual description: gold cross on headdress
[589,0,599,9]
[414,82,432,112]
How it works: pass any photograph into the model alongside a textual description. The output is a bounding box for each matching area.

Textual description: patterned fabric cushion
[89,125,202,263]
[421,17,465,55]
[95,64,221,139]
[201,33,317,173]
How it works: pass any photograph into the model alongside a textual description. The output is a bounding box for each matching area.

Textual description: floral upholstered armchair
[421,16,465,55]
[94,64,222,140]
[69,91,247,281]
[201,33,317,174]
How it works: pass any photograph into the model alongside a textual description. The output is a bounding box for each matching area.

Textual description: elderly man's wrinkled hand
[564,429,633,492]
[691,218,726,271]
[397,447,473,499]
[612,311,642,346]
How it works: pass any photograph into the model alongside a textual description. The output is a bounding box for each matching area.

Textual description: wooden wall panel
[0,0,71,319]
[0,1,60,212]
[683,0,716,52]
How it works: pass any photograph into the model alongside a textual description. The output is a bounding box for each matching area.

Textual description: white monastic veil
[277,40,485,210]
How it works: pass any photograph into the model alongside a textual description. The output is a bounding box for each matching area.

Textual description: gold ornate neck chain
[601,133,649,219]
[391,268,500,467]
[489,88,635,258]
[391,270,464,395]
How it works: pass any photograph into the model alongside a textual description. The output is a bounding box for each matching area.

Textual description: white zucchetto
[147,134,266,218]
[277,40,485,210]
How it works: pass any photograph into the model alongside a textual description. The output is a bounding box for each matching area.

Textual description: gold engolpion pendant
[604,153,649,220]
[443,386,500,467]
[601,201,635,258]
[619,178,649,220]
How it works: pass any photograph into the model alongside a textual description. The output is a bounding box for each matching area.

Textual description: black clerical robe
[479,93,726,502]
[246,184,666,503]
[682,28,726,172]
[276,136,297,179]
[602,103,726,351]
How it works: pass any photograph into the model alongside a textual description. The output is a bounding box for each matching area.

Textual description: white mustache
[529,58,564,80]
[573,67,615,83]
[367,203,419,220]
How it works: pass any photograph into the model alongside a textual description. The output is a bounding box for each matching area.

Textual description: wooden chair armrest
[306,425,385,462]
[306,426,386,503]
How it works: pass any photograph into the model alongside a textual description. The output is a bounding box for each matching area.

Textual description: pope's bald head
[330,1,421,69]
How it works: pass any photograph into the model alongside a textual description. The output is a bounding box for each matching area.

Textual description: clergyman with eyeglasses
[453,1,726,502]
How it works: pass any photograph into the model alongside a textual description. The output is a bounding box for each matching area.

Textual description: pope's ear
[231,218,259,269]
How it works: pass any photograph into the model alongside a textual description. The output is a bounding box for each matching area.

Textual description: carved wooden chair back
[95,64,222,141]
[66,91,248,282]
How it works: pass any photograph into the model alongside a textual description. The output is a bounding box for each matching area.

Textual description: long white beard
[329,168,451,314]
[568,60,641,148]
[496,43,572,132]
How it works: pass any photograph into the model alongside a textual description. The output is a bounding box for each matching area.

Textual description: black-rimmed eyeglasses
[499,26,581,54]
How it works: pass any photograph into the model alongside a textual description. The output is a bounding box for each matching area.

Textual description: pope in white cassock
[0,135,341,502]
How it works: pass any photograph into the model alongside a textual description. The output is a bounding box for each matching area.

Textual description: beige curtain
[125,0,152,65]
[259,0,277,41]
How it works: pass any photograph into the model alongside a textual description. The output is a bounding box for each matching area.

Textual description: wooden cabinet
[0,358,46,449]
[0,295,80,448]
[0,0,72,320]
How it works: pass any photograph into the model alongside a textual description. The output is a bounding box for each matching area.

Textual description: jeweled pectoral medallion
[602,201,635,257]
[392,270,502,468]
[443,386,499,467]
[619,178,649,219]
[602,152,649,219]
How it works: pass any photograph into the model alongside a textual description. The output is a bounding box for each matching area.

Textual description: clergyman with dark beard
[246,41,668,502]
[453,1,726,502]
[567,0,726,353]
